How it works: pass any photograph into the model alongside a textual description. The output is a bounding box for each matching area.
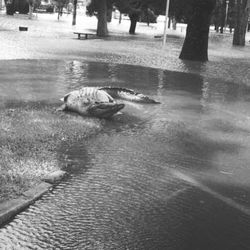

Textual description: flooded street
[1,60,250,249]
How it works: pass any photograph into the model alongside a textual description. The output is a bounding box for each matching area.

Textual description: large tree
[179,0,216,61]
[54,0,69,20]
[210,0,238,34]
[233,0,249,46]
[87,0,143,35]
[211,0,225,33]
[147,0,217,61]
[114,0,143,34]
[88,0,217,61]
[87,0,109,36]
[97,0,108,36]
[72,0,77,25]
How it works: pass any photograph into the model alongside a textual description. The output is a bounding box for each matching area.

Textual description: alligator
[58,86,160,118]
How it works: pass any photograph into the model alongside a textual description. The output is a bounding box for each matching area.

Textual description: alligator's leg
[56,104,67,112]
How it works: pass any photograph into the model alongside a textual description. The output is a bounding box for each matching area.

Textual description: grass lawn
[0,104,102,202]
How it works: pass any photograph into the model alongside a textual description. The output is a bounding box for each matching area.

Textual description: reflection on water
[1,60,250,249]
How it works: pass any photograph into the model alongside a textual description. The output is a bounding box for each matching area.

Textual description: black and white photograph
[0,0,250,249]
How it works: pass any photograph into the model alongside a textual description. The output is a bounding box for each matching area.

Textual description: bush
[140,9,157,24]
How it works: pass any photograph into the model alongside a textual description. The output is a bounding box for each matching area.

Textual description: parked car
[36,1,54,13]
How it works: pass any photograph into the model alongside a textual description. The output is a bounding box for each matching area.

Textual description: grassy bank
[0,104,102,202]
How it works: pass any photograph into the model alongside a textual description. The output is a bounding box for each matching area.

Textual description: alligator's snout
[88,103,125,118]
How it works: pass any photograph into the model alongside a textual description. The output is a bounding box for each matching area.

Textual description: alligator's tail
[99,87,161,104]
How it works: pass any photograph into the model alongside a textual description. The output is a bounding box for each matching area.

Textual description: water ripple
[1,60,250,249]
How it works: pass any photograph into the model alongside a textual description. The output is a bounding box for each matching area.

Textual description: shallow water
[1,60,250,249]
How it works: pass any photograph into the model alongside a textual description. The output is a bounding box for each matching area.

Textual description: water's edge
[0,171,67,227]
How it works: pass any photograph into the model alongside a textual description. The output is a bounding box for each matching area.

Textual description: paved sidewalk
[0,11,249,85]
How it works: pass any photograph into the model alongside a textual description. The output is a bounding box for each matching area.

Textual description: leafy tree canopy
[86,0,113,16]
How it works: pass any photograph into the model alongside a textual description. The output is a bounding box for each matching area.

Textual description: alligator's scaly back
[59,87,123,118]
[99,87,160,104]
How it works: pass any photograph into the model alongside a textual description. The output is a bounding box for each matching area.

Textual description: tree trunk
[14,0,19,12]
[233,0,249,46]
[72,0,77,25]
[107,7,112,22]
[179,0,216,62]
[119,12,122,24]
[57,5,63,20]
[172,17,177,30]
[97,0,108,37]
[129,13,139,34]
[219,2,226,34]
[168,17,171,29]
[28,4,32,19]
[28,0,33,19]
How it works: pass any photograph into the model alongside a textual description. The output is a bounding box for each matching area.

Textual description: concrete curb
[0,170,67,227]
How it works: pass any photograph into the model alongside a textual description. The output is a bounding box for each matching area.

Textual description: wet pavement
[0,60,250,249]
[0,12,249,85]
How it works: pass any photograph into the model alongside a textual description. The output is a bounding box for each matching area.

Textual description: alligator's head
[87,102,125,118]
